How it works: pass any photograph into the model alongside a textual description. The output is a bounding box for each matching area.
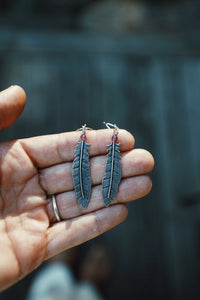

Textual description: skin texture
[0,86,26,130]
[0,86,154,291]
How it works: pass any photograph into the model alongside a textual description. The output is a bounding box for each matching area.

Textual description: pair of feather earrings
[72,122,121,208]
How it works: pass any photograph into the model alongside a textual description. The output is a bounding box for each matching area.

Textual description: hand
[0,86,154,291]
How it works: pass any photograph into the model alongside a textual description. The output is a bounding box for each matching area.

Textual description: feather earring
[102,122,121,207]
[72,124,92,208]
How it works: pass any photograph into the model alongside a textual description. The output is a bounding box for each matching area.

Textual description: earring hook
[77,124,92,134]
[103,122,119,136]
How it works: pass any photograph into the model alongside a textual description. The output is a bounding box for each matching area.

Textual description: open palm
[0,86,154,291]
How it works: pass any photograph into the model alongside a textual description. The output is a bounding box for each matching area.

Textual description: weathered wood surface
[1,29,200,300]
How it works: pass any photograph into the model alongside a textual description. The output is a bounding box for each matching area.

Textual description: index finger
[20,129,135,168]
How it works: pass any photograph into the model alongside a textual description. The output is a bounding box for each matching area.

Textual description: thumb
[0,85,26,130]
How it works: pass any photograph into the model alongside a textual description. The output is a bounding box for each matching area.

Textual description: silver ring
[52,195,61,222]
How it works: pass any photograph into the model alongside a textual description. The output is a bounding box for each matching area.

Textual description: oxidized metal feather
[72,135,91,208]
[102,140,121,207]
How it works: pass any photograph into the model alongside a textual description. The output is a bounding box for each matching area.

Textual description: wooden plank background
[1,29,200,300]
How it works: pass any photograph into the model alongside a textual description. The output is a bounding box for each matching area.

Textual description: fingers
[0,86,26,130]
[47,175,152,223]
[43,148,153,223]
[20,129,135,168]
[46,204,128,259]
[39,148,154,195]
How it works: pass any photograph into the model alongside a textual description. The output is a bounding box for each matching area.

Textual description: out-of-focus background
[1,0,200,299]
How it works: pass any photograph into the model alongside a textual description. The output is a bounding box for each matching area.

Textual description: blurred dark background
[1,0,200,300]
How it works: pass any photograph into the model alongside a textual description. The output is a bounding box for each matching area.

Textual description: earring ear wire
[103,122,119,136]
[76,124,93,134]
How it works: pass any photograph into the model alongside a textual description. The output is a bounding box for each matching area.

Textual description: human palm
[0,86,154,291]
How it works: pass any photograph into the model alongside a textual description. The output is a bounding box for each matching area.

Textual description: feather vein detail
[102,141,121,207]
[72,141,91,208]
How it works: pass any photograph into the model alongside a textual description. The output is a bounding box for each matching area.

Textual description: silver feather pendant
[72,125,91,208]
[102,123,121,207]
